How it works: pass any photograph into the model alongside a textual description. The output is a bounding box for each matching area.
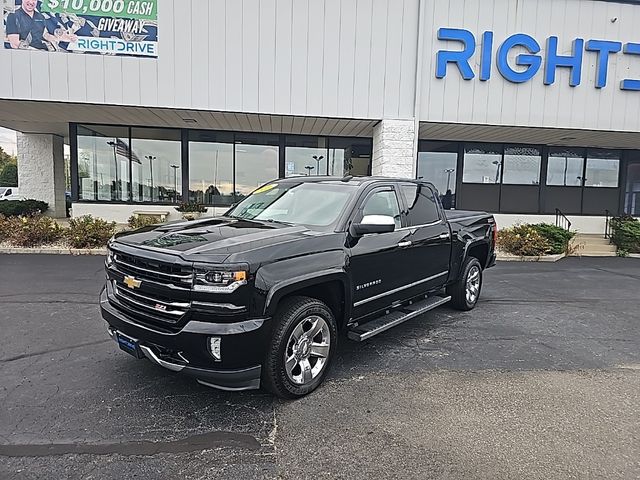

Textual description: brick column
[371,119,417,178]
[17,133,66,218]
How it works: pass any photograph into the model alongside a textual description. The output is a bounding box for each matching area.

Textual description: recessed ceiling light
[182,118,197,124]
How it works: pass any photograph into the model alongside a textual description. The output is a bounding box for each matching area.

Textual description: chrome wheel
[465,265,481,305]
[284,315,331,386]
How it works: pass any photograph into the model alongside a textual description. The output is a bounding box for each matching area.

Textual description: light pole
[145,155,156,201]
[444,168,455,191]
[170,164,179,203]
[492,160,502,184]
[312,155,324,176]
[304,165,315,176]
[106,141,119,200]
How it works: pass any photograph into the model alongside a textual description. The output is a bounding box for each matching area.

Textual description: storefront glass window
[234,133,279,199]
[502,146,541,185]
[585,150,620,187]
[329,137,372,177]
[285,137,328,177]
[462,144,503,184]
[417,142,458,209]
[77,125,130,201]
[189,131,234,206]
[547,148,585,186]
[130,128,182,203]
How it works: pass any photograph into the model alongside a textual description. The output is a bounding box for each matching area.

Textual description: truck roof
[274,175,430,187]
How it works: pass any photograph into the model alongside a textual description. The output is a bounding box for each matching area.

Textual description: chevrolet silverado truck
[100,176,496,398]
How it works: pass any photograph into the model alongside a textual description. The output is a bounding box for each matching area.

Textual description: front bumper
[100,287,269,391]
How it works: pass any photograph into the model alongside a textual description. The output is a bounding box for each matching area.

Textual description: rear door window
[399,184,441,226]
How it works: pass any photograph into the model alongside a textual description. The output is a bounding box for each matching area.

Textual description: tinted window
[130,128,182,203]
[5,189,11,195]
[77,125,130,201]
[400,184,440,226]
[417,142,457,209]
[585,150,620,187]
[502,146,541,185]
[361,190,401,228]
[547,148,585,186]
[463,144,502,184]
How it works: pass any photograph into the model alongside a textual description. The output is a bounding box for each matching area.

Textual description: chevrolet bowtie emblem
[124,275,142,289]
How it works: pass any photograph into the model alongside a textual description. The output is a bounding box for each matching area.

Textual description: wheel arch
[263,272,351,328]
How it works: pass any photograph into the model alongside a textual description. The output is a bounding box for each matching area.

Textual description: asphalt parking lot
[1,255,639,479]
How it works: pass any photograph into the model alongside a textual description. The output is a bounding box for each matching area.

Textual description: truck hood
[113,216,315,261]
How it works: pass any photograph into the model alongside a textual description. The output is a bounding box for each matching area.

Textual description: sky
[0,127,17,156]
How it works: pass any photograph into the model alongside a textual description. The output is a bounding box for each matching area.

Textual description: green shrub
[1,215,64,247]
[610,217,640,254]
[127,215,162,229]
[175,202,207,213]
[66,215,116,248]
[497,224,551,257]
[0,199,49,217]
[530,223,576,254]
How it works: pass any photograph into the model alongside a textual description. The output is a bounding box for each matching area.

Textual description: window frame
[71,122,373,206]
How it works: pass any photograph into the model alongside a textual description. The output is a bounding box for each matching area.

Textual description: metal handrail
[605,209,612,240]
[555,208,572,232]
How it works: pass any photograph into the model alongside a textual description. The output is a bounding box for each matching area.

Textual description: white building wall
[0,0,420,121]
[16,133,66,218]
[420,0,640,133]
[372,119,416,178]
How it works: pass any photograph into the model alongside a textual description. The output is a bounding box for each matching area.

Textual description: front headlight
[192,264,249,293]
[105,247,115,268]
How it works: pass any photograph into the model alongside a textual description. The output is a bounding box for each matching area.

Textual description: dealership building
[1,0,640,232]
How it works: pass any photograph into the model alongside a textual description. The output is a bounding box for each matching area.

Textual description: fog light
[208,337,222,362]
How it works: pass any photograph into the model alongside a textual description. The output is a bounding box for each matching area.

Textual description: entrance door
[624,161,640,217]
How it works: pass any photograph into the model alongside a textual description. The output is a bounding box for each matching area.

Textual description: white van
[0,187,23,201]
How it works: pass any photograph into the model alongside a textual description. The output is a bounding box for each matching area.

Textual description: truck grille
[107,249,193,328]
[113,251,193,287]
[112,281,189,322]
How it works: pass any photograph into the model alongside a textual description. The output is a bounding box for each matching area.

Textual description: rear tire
[447,257,483,311]
[262,296,337,399]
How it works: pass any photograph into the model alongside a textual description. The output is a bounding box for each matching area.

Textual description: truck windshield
[225,182,357,228]
[0,188,6,196]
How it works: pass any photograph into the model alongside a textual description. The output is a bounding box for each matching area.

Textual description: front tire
[448,257,483,311]
[262,296,337,399]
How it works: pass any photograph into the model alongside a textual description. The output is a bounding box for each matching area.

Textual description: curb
[0,247,107,255]
[496,253,566,263]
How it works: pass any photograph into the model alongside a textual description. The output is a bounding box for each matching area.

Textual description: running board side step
[347,295,451,342]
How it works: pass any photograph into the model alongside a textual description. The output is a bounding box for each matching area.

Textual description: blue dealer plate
[116,331,144,359]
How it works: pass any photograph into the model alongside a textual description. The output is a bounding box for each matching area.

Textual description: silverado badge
[124,275,142,289]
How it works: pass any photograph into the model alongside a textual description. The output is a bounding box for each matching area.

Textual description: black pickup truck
[100,176,496,398]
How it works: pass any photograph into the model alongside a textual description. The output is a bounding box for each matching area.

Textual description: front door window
[625,162,640,217]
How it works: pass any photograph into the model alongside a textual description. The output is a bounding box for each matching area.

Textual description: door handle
[438,233,450,240]
[397,241,412,248]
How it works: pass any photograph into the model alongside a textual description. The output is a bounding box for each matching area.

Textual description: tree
[0,163,18,187]
[0,146,16,170]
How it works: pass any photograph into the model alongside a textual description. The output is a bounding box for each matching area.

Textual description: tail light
[492,223,498,248]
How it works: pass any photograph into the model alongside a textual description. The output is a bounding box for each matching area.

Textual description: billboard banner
[2,0,157,57]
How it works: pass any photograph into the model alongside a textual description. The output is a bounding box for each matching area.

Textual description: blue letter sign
[585,40,622,88]
[436,28,476,80]
[435,29,640,91]
[497,34,542,83]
